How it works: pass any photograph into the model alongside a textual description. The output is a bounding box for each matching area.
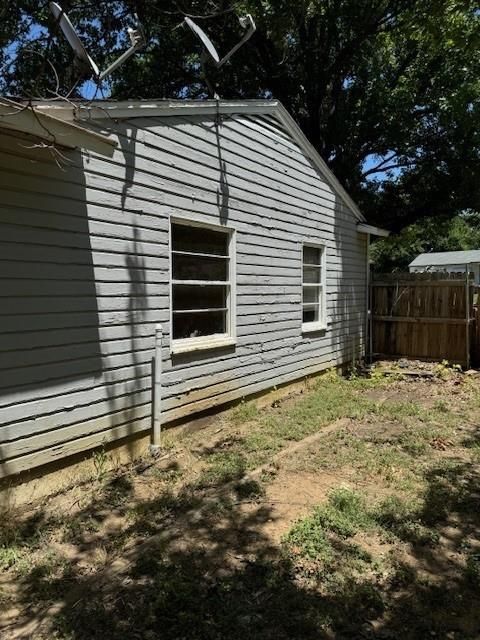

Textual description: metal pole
[151,324,163,451]
[466,265,470,370]
[365,233,371,363]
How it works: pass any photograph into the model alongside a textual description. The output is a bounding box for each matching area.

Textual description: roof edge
[272,103,365,222]
[409,250,480,267]
[357,223,389,237]
[0,99,117,156]
[33,99,279,121]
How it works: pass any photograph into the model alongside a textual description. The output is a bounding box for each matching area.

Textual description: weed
[433,399,449,412]
[434,360,462,380]
[200,496,234,517]
[20,549,71,598]
[465,552,480,586]
[196,451,247,488]
[316,488,373,537]
[63,515,101,544]
[469,441,480,462]
[151,465,184,484]
[234,479,266,501]
[0,508,50,569]
[0,544,21,570]
[374,495,440,546]
[285,515,334,562]
[231,400,259,424]
[397,428,430,456]
[284,489,373,559]
[92,445,109,482]
[382,400,422,421]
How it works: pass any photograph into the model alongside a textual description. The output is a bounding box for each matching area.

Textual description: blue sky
[362,153,403,182]
[7,15,401,184]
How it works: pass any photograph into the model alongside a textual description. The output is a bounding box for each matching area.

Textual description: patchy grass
[284,488,374,565]
[2,367,480,639]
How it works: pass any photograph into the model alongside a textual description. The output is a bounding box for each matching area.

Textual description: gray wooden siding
[0,111,366,477]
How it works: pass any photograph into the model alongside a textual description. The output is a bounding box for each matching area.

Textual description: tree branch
[362,160,415,178]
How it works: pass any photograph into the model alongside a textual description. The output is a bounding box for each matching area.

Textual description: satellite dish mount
[184,14,256,97]
[50,2,146,82]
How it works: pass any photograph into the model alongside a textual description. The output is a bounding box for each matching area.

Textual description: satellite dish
[184,14,256,69]
[49,1,99,76]
[50,2,146,82]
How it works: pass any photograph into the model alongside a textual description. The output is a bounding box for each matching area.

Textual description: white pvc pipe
[466,265,470,371]
[152,324,163,447]
[365,234,371,362]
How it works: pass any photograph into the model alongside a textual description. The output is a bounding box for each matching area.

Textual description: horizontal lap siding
[0,113,366,477]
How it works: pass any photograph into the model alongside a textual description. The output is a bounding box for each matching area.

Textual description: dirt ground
[1,364,480,639]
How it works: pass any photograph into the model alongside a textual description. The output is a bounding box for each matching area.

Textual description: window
[302,244,326,331]
[170,220,235,353]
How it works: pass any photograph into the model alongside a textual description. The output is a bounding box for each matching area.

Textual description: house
[0,98,387,483]
[409,250,480,283]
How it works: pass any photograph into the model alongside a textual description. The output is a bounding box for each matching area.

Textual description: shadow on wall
[215,114,230,225]
[117,124,138,211]
[104,224,151,460]
[102,121,155,459]
[302,160,365,369]
[0,140,102,468]
[332,192,366,368]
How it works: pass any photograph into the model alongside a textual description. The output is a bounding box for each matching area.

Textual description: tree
[371,211,480,272]
[2,1,479,230]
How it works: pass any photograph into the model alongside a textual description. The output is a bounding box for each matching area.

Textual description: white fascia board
[0,99,117,156]
[34,99,280,122]
[272,102,366,223]
[357,223,390,237]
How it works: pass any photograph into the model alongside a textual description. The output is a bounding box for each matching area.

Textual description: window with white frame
[170,220,235,351]
[302,244,326,331]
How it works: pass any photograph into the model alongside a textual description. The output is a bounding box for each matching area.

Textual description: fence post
[466,265,470,370]
[150,324,163,453]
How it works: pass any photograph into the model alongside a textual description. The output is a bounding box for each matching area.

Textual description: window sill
[171,336,237,355]
[302,322,327,334]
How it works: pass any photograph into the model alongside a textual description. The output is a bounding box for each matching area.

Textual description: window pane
[303,286,319,305]
[303,265,321,284]
[173,284,227,311]
[303,246,322,265]
[303,306,319,324]
[172,224,228,256]
[173,310,227,340]
[173,254,228,282]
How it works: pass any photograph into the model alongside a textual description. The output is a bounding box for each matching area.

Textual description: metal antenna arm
[99,27,146,81]
[216,14,256,68]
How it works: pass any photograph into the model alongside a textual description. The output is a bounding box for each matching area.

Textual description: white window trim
[302,243,327,333]
[169,217,236,355]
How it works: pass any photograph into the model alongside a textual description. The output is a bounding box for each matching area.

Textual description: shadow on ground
[2,456,480,639]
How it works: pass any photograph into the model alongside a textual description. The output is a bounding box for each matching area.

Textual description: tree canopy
[2,1,480,231]
[371,211,480,272]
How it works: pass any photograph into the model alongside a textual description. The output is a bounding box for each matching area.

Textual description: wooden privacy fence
[371,272,480,367]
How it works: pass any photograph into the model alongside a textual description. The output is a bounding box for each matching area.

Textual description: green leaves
[2,1,479,230]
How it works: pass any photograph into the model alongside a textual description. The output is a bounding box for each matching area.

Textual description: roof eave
[34,99,281,122]
[357,223,390,237]
[0,99,117,156]
[272,103,365,223]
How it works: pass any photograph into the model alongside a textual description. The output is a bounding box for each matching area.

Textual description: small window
[170,220,235,352]
[302,244,326,331]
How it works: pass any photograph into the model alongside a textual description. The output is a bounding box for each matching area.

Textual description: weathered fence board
[372,272,475,366]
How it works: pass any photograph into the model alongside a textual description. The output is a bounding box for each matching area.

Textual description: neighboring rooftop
[410,250,480,267]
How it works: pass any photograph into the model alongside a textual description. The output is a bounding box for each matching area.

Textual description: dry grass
[1,366,480,639]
